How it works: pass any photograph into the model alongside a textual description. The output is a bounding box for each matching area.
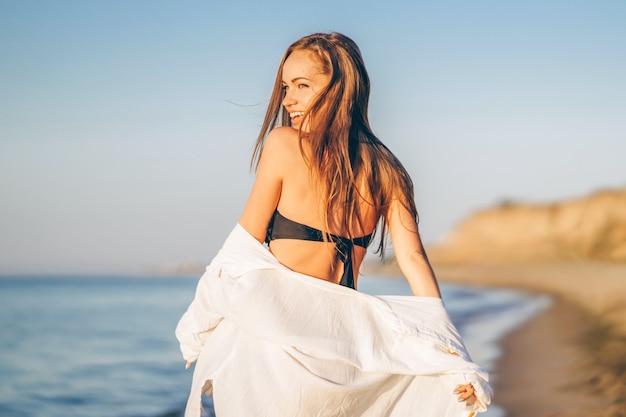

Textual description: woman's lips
[290,111,304,125]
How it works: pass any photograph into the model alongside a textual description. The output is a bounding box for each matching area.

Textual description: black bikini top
[265,210,373,290]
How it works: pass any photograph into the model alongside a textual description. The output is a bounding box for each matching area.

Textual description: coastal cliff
[427,188,626,264]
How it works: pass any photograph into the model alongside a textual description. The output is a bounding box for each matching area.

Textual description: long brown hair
[252,32,418,257]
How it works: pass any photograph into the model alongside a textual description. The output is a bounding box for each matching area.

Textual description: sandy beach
[432,262,626,417]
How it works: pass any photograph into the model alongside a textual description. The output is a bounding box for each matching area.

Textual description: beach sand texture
[397,188,626,416]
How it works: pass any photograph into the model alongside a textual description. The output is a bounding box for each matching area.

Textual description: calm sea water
[0,275,549,417]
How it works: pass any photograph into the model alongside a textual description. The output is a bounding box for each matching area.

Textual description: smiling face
[281,49,331,131]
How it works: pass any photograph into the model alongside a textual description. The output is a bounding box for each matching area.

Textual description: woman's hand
[454,383,479,407]
[186,361,192,369]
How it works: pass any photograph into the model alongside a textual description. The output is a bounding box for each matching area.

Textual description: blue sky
[1,0,625,275]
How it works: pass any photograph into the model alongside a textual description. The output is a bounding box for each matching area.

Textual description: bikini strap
[265,211,373,289]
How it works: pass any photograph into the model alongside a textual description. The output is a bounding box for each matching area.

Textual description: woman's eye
[298,84,309,89]
[282,85,289,91]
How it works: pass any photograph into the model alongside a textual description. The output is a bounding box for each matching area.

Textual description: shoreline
[491,295,609,416]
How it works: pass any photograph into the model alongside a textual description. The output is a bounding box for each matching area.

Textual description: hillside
[427,188,626,264]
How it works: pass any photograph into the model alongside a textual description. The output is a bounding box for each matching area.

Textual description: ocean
[0,275,549,417]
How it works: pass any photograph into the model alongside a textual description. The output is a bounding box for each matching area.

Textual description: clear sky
[1,0,625,275]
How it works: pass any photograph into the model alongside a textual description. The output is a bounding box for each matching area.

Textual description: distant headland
[427,187,626,264]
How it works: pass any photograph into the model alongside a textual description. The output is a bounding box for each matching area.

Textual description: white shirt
[176,224,492,417]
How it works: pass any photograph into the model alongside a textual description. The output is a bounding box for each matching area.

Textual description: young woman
[176,33,491,417]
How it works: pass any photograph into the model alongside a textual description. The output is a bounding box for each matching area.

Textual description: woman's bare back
[265,127,377,286]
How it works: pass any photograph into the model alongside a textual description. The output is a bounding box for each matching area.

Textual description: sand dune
[427,188,626,264]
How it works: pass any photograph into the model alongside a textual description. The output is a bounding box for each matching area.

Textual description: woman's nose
[282,90,296,107]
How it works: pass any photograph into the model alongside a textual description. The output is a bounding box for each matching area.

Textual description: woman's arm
[389,200,483,407]
[238,128,289,242]
[387,199,441,298]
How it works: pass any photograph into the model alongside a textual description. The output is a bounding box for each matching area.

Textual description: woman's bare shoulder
[263,126,300,157]
[266,126,298,142]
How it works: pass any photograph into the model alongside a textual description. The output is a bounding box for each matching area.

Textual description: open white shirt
[176,224,492,417]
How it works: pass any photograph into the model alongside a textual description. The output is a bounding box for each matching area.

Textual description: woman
[176,33,491,417]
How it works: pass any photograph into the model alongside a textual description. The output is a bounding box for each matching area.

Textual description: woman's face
[281,49,330,131]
